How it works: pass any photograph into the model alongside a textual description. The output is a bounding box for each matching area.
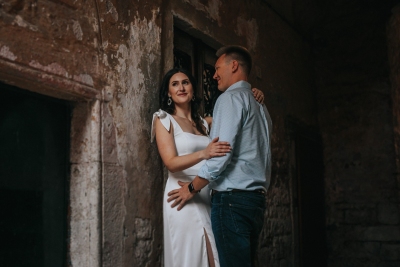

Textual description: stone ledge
[0,58,100,101]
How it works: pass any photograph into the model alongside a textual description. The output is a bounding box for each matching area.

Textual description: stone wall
[254,8,317,267]
[387,4,400,265]
[315,2,400,266]
[388,5,400,206]
[1,0,321,266]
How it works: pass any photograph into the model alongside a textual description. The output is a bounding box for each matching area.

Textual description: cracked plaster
[183,0,221,24]
[236,17,258,52]
[0,46,17,61]
[106,10,161,167]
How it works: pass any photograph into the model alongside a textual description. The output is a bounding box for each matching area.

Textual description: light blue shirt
[198,81,272,192]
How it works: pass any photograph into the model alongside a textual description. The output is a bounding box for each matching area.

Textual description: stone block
[279,259,290,267]
[344,242,381,259]
[69,162,101,266]
[101,103,119,164]
[327,259,394,267]
[360,226,400,241]
[380,244,400,260]
[69,219,100,267]
[134,218,153,240]
[258,247,271,264]
[102,164,125,267]
[378,262,400,267]
[70,162,101,221]
[70,101,101,163]
[344,208,376,224]
[378,203,400,225]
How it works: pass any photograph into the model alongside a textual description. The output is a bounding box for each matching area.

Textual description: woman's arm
[154,118,231,173]
[252,88,264,104]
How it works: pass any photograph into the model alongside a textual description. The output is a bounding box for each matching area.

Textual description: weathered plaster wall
[0,0,165,266]
[82,1,164,266]
[315,2,400,266]
[0,0,100,100]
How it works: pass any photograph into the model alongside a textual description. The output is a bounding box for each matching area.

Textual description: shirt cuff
[198,166,219,181]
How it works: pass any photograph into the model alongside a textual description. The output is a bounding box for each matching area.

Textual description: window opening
[173,27,221,117]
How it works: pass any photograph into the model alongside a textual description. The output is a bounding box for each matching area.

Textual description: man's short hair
[216,45,252,76]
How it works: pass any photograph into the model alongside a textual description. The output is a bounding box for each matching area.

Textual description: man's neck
[229,73,247,85]
[227,76,248,89]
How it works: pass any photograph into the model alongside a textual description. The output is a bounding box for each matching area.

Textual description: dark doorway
[290,121,327,267]
[0,83,70,267]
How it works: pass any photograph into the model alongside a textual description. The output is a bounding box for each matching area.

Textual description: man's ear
[231,60,239,73]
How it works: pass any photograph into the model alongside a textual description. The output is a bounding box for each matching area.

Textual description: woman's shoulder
[153,109,170,120]
[151,109,173,142]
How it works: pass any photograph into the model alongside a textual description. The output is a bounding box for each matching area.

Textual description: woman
[151,68,264,267]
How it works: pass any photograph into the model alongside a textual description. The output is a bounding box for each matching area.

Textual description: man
[168,45,272,267]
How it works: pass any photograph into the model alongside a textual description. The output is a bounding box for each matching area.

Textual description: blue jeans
[211,191,266,267]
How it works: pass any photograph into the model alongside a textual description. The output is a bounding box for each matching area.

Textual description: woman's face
[168,72,194,106]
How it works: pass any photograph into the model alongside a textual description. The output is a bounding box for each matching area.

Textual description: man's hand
[167,181,195,211]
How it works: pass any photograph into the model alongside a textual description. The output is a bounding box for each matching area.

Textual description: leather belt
[211,189,265,196]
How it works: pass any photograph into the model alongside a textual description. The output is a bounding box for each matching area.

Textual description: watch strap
[188,182,199,193]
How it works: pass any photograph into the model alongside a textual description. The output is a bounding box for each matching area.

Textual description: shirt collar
[225,80,251,92]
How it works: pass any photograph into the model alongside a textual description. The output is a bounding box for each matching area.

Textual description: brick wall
[315,2,400,266]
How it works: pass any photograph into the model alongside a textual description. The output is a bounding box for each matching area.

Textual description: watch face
[188,182,194,193]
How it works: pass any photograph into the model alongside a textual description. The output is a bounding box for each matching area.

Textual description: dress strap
[151,109,171,142]
[201,117,209,134]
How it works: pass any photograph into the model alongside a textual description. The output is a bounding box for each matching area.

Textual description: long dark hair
[159,68,206,136]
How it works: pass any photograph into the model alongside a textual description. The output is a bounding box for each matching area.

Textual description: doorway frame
[0,59,102,266]
[286,117,327,267]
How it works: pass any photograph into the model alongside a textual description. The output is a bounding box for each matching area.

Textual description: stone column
[70,101,102,266]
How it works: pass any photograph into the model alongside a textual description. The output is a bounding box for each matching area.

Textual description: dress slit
[204,227,216,267]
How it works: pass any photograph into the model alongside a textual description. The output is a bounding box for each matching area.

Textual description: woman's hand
[201,137,231,159]
[252,88,264,104]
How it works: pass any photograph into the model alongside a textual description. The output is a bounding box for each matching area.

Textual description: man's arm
[167,91,246,210]
[167,176,209,211]
[197,92,244,180]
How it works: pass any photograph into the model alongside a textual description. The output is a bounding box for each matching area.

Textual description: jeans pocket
[229,204,264,234]
[227,193,266,234]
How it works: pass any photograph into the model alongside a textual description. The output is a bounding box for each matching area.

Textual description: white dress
[151,110,220,267]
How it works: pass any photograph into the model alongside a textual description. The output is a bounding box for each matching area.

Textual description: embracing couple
[151,45,272,267]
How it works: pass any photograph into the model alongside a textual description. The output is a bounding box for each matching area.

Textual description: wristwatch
[188,182,200,193]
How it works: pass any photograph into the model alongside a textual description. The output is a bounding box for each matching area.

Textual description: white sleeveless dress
[151,109,220,267]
